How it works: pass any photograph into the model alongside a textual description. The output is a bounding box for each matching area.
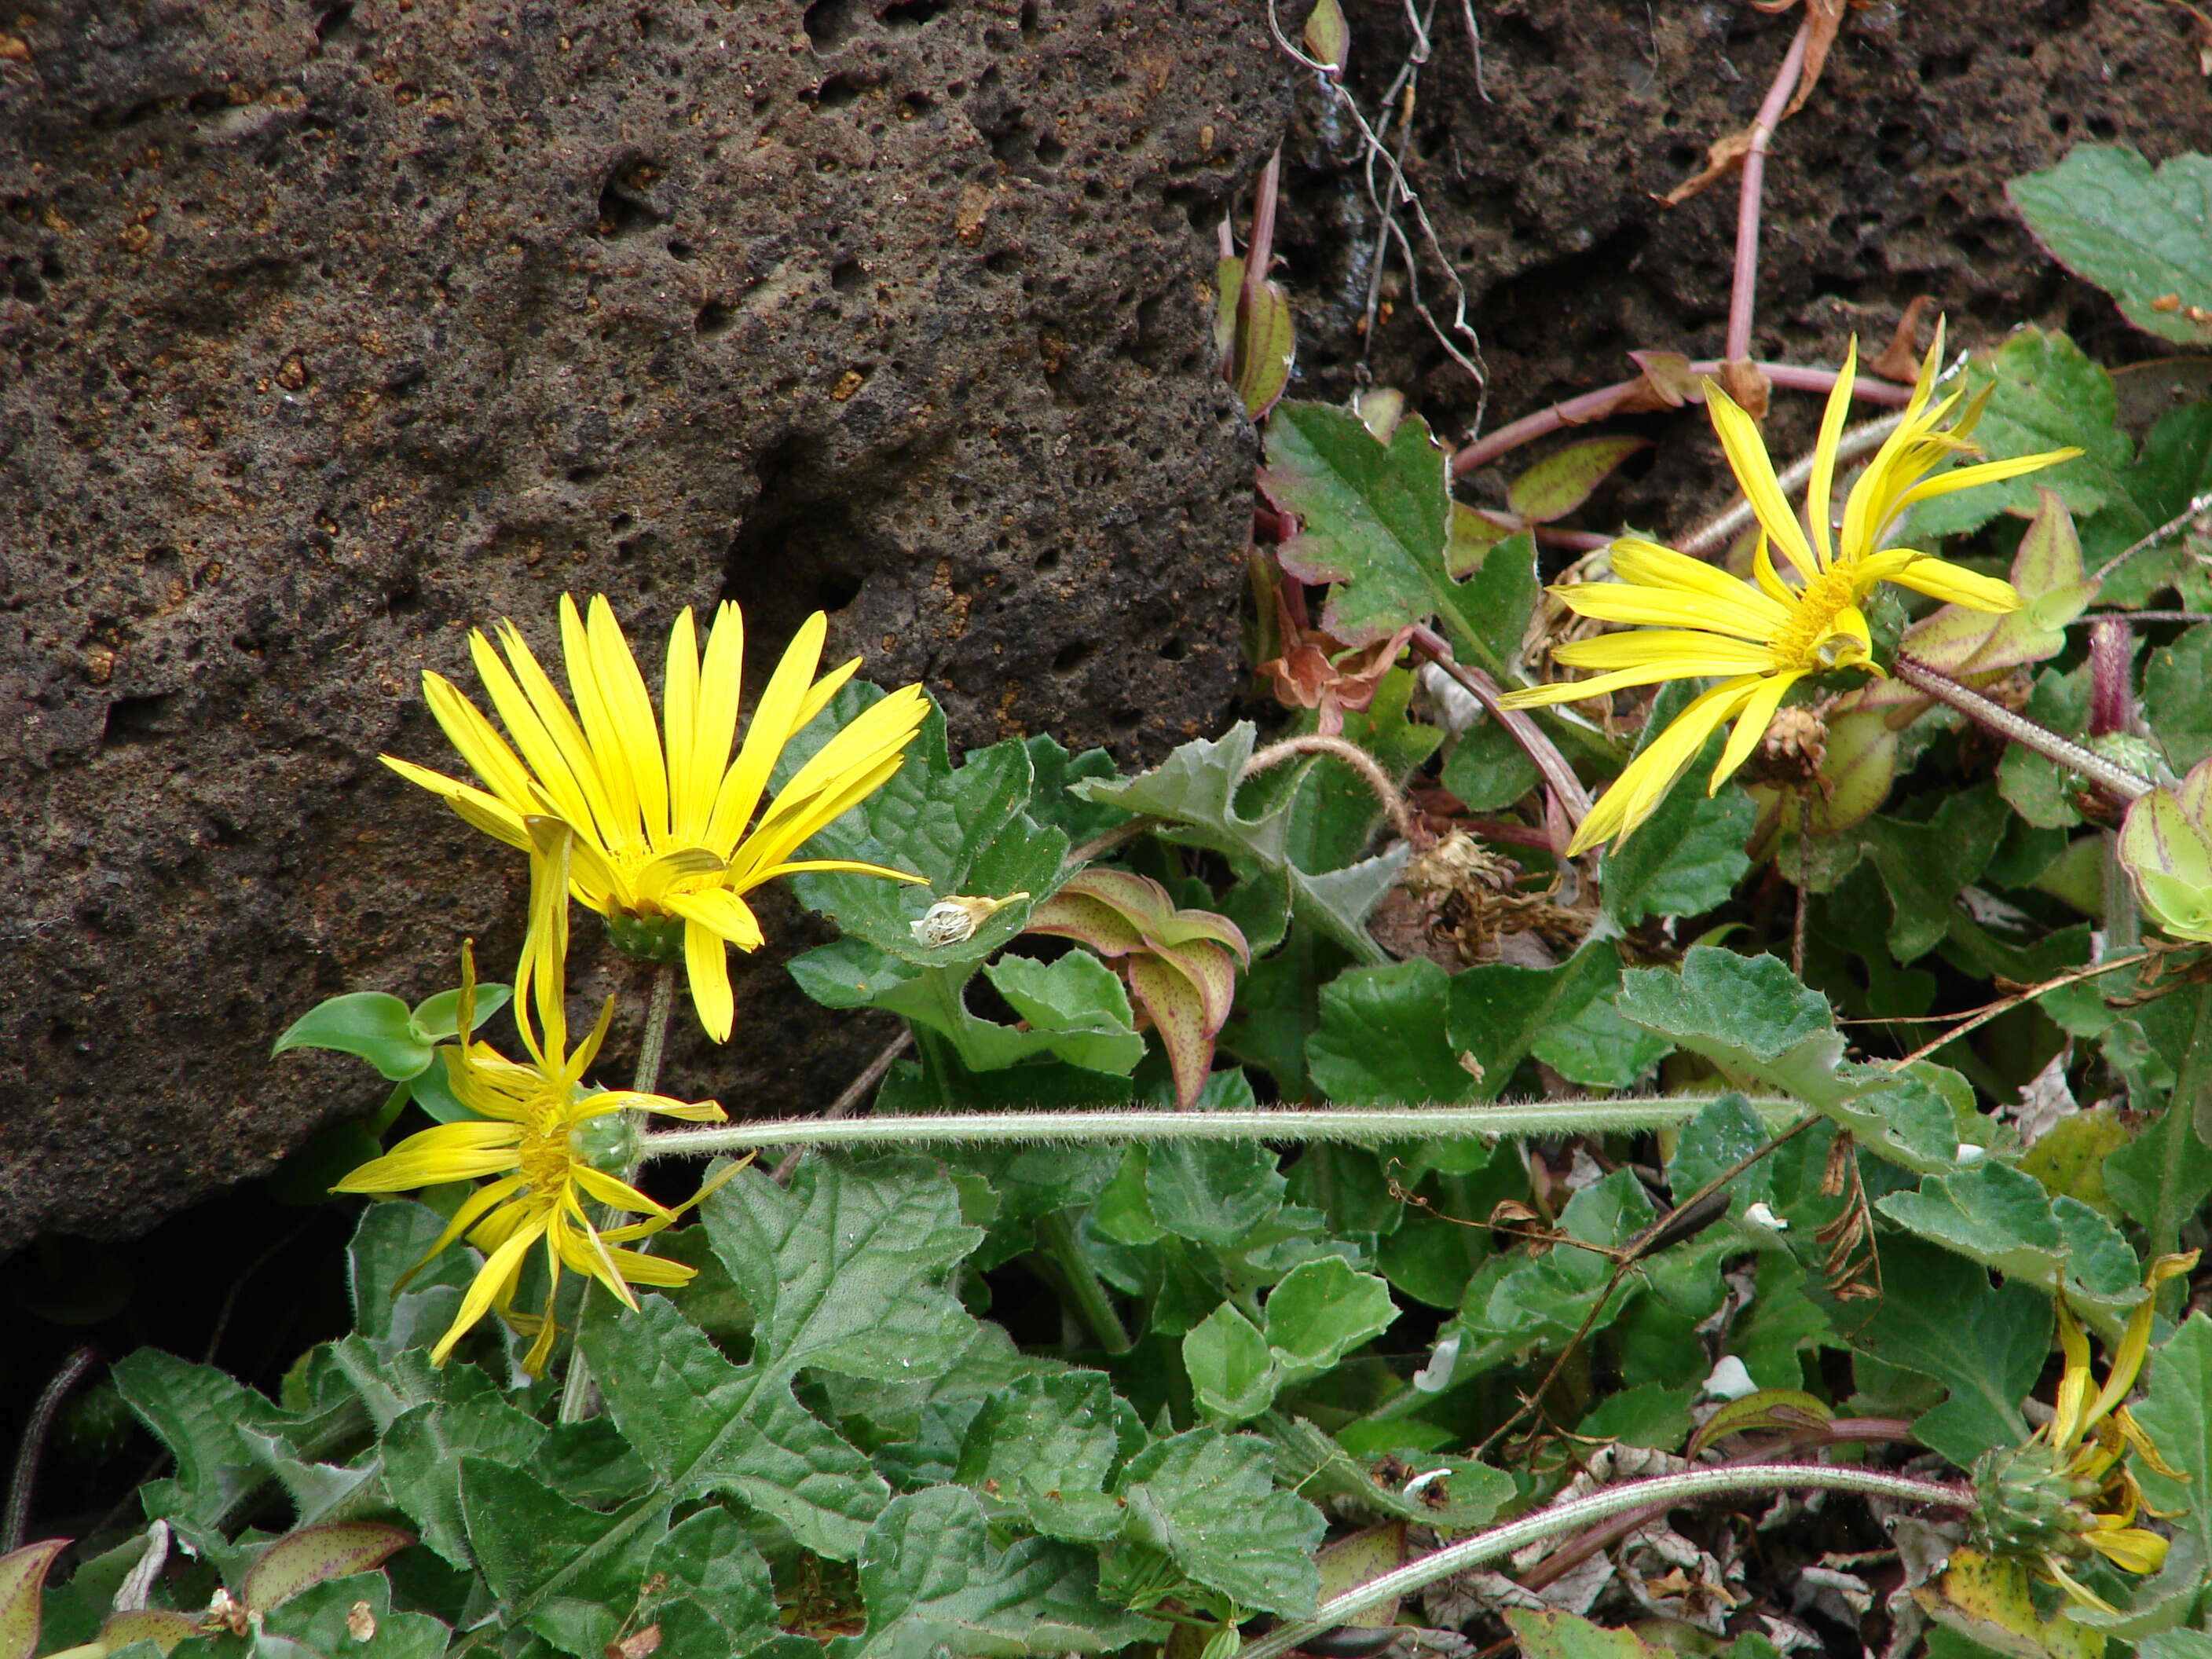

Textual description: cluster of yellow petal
[344,594,931,1371]
[1503,327,2079,855]
[335,822,734,1375]
[383,595,929,1039]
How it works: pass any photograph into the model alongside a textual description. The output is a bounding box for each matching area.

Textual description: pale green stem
[1234,1463,1969,1659]
[560,961,679,1425]
[1036,1210,1133,1356]
[639,1097,1796,1162]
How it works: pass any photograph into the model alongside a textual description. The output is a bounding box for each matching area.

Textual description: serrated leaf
[587,1161,981,1559]
[1616,947,1959,1173]
[2134,1313,2212,1554]
[1111,1429,1324,1616]
[272,991,433,1079]
[777,688,1069,968]
[382,1397,548,1567]
[460,1459,668,1658]
[635,1507,783,1659]
[1072,723,1408,964]
[1859,788,2012,962]
[2009,145,2212,346]
[1851,1236,2049,1467]
[1441,713,1540,811]
[110,1350,368,1535]
[830,1486,1159,1659]
[1266,401,1454,650]
[0,1540,65,1659]
[1306,958,1481,1105]
[1145,1139,1287,1249]
[240,1522,411,1614]
[957,1372,1136,1541]
[255,1573,452,1659]
[1452,942,1631,1098]
[1908,330,2132,539]
[347,1199,478,1361]
[1874,1160,2144,1340]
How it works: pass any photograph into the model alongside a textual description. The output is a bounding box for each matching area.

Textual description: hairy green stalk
[640,1096,1797,1163]
[1234,1463,1969,1659]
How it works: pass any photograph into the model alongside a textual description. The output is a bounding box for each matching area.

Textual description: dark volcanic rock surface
[0,0,1287,1248]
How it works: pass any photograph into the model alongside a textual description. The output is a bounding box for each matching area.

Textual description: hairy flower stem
[1233,1464,1970,1659]
[1244,734,1419,844]
[640,1097,1796,1163]
[1891,654,2155,804]
[559,961,680,1425]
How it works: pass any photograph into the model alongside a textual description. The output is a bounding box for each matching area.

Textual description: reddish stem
[2089,617,2134,739]
[1725,18,1814,364]
[1449,360,1911,478]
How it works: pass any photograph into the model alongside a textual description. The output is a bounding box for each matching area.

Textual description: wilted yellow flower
[335,822,733,1375]
[383,593,929,1040]
[1969,1252,2198,1613]
[1503,329,2078,854]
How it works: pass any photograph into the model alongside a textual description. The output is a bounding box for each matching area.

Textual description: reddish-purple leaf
[241,1522,412,1614]
[0,1540,67,1659]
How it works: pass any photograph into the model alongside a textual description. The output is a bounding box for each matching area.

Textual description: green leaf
[1185,1303,1280,1424]
[1306,959,1481,1105]
[639,1506,785,1659]
[381,1397,548,1567]
[1667,1094,1779,1217]
[1858,789,2013,962]
[831,1485,1159,1659]
[779,689,1069,969]
[1998,667,2089,830]
[968,953,1147,1074]
[1507,1606,1668,1659]
[408,982,510,1043]
[1251,1415,1512,1530]
[2145,624,2212,774]
[1264,1257,1397,1385]
[2135,1312,2212,1554]
[1265,400,1454,651]
[1441,715,1540,811]
[957,1372,1139,1541]
[1144,1141,1287,1250]
[1452,942,1632,1098]
[1616,947,1960,1173]
[2009,146,2212,347]
[1580,1382,1696,1450]
[1599,679,1756,926]
[1873,1159,2144,1339]
[1217,255,1297,419]
[587,1159,983,1558]
[1907,329,2133,540]
[1110,1429,1324,1617]
[109,1350,368,1536]
[255,1573,451,1659]
[271,991,433,1080]
[1072,723,1408,964]
[1850,1237,2049,1467]
[460,1459,668,1658]
[1532,982,1673,1090]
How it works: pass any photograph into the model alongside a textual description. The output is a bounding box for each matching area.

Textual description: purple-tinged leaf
[1504,436,1650,525]
[0,1540,66,1659]
[241,1522,412,1614]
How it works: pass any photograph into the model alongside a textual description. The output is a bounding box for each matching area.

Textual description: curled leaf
[0,1540,68,1659]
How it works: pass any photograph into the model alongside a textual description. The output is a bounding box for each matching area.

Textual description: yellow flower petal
[1567,678,1760,855]
[333,1120,522,1192]
[676,909,737,1043]
[707,611,829,852]
[1705,386,1822,579]
[1712,670,1804,788]
[430,1221,544,1366]
[1804,339,1857,569]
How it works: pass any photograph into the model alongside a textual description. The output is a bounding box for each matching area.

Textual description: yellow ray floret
[1502,325,2079,854]
[334,825,736,1375]
[381,594,931,1040]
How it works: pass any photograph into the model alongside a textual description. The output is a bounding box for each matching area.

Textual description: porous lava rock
[0,0,1288,1248]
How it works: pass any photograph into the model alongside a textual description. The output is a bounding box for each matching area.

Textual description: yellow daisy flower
[335,820,734,1375]
[1501,328,2078,855]
[382,593,930,1041]
[1970,1252,2198,1613]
